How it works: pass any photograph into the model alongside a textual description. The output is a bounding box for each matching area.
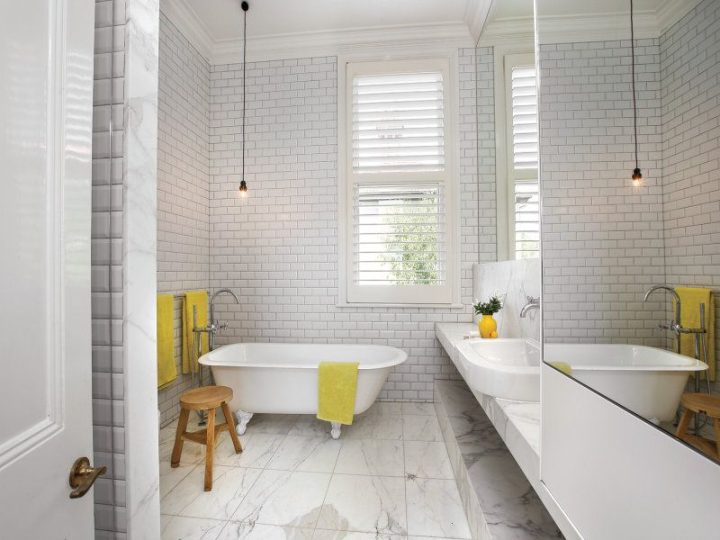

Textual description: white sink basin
[456,338,541,401]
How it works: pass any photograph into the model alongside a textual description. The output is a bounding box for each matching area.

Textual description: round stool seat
[681,393,720,418]
[180,385,233,411]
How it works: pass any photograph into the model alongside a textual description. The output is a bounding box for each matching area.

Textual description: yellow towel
[675,287,715,382]
[157,294,177,388]
[182,290,209,374]
[549,361,573,376]
[317,361,359,426]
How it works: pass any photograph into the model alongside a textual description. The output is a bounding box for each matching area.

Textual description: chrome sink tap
[209,288,240,350]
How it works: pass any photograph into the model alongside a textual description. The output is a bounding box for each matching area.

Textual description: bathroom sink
[456,338,541,402]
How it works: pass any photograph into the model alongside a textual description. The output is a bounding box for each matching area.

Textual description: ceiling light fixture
[239,1,250,198]
[629,0,642,187]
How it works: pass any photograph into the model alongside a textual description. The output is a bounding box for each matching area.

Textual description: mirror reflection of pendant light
[629,0,642,186]
[239,1,250,197]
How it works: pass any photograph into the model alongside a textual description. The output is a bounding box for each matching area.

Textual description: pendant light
[239,1,250,197]
[629,0,642,186]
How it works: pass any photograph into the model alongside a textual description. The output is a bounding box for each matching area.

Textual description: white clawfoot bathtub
[545,343,708,423]
[198,343,407,438]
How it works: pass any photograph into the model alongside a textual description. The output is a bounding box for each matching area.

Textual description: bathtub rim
[545,343,708,372]
[198,342,408,370]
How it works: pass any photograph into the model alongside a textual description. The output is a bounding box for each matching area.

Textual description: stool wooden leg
[675,408,693,441]
[204,408,216,491]
[171,408,190,468]
[222,401,243,454]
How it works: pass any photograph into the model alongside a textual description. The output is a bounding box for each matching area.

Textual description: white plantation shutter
[510,65,539,171]
[352,72,445,173]
[514,181,540,258]
[505,56,540,260]
[354,184,446,286]
[344,59,455,304]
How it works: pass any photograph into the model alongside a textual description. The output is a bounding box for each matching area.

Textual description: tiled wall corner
[660,0,720,392]
[156,11,212,427]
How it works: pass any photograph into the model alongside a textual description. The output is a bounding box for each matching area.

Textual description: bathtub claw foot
[330,422,342,439]
[235,409,254,435]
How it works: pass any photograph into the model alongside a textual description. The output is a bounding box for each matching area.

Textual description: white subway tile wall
[661,0,720,392]
[156,12,212,427]
[539,39,667,345]
[92,0,127,536]
[203,48,496,403]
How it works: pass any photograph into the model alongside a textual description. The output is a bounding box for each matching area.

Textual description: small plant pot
[478,315,498,339]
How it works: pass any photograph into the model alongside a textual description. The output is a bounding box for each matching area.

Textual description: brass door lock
[69,457,106,499]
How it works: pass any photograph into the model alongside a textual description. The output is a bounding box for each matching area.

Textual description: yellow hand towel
[675,287,715,381]
[157,294,177,388]
[182,290,209,374]
[549,361,573,376]
[317,361,359,426]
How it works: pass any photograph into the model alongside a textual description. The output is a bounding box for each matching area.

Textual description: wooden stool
[171,385,243,490]
[675,393,720,461]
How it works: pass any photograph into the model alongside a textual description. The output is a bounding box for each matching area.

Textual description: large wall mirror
[538,0,719,461]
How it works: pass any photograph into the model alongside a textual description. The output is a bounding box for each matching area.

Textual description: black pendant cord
[241,1,248,192]
[630,0,642,181]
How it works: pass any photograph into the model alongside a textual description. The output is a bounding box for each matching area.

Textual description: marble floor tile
[317,474,407,535]
[344,413,404,440]
[313,531,404,540]
[266,435,341,473]
[401,402,436,416]
[217,522,314,540]
[403,414,443,442]
[362,402,403,416]
[404,441,453,479]
[245,414,299,435]
[214,433,284,469]
[181,467,263,520]
[334,439,404,477]
[232,469,331,529]
[288,415,335,437]
[162,465,228,517]
[405,477,471,539]
[160,459,200,499]
[160,515,226,540]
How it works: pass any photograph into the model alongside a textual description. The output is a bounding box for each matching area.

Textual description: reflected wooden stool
[171,385,243,490]
[675,393,720,461]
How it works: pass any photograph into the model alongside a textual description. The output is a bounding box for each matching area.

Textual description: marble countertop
[435,323,542,483]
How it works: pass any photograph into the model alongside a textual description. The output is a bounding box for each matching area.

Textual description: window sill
[335,302,466,310]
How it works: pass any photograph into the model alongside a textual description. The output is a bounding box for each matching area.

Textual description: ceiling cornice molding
[160,0,213,61]
[656,0,702,36]
[477,17,535,47]
[536,11,659,45]
[464,0,494,43]
[212,23,475,65]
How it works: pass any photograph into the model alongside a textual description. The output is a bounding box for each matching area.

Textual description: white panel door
[0,0,96,538]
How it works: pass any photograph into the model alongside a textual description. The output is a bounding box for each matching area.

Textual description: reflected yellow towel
[675,287,715,382]
[157,294,177,388]
[182,290,209,374]
[317,361,359,426]
[549,361,573,376]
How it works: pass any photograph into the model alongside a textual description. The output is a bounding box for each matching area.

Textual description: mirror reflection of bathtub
[545,344,708,423]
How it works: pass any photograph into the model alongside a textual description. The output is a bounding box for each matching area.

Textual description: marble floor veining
[159,401,471,540]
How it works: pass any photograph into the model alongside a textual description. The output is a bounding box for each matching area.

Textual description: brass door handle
[69,457,107,499]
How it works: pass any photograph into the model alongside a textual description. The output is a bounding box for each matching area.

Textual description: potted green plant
[473,296,503,338]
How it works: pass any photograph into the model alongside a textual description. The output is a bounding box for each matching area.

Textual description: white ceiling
[185,0,477,42]
[162,0,700,64]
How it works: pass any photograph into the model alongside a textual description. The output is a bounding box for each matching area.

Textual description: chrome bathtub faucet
[520,296,540,318]
[208,288,240,351]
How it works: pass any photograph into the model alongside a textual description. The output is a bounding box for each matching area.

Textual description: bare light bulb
[632,167,643,187]
[239,179,248,197]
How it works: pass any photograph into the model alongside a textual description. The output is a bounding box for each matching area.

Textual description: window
[342,59,457,304]
[505,54,540,259]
